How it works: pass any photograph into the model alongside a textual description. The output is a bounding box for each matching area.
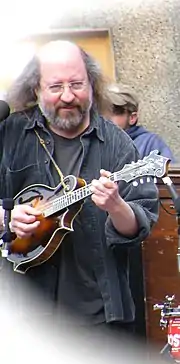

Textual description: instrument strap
[23,111,68,191]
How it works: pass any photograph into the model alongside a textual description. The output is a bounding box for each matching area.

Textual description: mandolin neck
[43,171,120,218]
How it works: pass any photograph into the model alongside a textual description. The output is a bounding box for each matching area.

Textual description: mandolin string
[38,162,148,215]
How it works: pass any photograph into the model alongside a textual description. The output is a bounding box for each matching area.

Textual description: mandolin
[4,150,169,274]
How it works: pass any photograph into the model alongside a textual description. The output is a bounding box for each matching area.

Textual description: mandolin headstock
[119,150,170,185]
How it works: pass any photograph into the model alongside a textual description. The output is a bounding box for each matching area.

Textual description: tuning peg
[133,181,138,187]
[165,295,175,302]
[154,177,157,184]
[147,177,151,183]
[140,178,144,184]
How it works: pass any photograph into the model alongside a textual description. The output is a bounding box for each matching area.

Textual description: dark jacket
[0,106,159,323]
[126,125,176,162]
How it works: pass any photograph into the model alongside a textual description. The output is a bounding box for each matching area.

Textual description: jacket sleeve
[105,128,159,247]
[0,120,7,200]
[147,134,176,164]
[0,121,4,167]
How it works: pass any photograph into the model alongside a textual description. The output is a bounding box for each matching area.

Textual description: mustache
[56,101,81,108]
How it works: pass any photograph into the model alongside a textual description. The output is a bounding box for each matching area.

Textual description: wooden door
[143,166,180,351]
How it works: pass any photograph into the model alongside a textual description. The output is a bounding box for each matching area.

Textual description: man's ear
[34,88,38,97]
[129,112,138,126]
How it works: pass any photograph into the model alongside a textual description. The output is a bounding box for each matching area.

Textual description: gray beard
[39,103,87,131]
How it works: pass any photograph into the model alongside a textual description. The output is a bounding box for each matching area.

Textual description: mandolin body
[7,175,86,274]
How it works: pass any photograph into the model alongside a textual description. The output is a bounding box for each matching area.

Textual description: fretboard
[43,161,147,218]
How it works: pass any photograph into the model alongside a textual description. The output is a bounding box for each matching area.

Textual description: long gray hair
[6,45,112,115]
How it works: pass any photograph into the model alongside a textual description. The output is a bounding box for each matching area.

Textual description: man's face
[37,50,93,132]
[110,111,131,130]
[107,105,138,130]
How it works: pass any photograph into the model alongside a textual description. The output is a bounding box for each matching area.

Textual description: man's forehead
[37,40,82,64]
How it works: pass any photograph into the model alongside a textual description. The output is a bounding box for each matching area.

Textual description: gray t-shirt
[48,128,105,325]
[49,129,83,183]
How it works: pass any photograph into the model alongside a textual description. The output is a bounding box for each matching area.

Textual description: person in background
[106,82,176,162]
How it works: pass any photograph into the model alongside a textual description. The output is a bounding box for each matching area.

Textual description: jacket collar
[23,105,46,130]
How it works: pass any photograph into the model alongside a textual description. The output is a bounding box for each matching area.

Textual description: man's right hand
[10,205,42,239]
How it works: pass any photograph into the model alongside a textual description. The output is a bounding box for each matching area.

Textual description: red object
[168,317,180,361]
